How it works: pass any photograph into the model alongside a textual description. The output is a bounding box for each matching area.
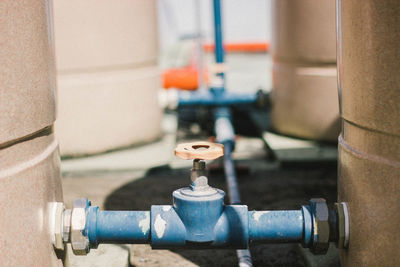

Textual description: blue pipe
[213,106,253,265]
[212,0,224,65]
[86,207,150,248]
[249,210,304,243]
[178,90,258,107]
[82,203,314,249]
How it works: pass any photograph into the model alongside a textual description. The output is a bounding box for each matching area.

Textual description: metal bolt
[191,159,207,184]
[309,198,330,255]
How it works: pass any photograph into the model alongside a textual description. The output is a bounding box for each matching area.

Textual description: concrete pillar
[0,0,63,266]
[53,0,162,156]
[270,0,340,141]
[337,1,400,266]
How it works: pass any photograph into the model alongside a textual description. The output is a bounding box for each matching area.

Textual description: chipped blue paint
[86,207,150,248]
[83,198,314,250]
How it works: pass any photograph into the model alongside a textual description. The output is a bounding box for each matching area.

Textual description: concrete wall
[53,0,162,157]
[0,0,64,265]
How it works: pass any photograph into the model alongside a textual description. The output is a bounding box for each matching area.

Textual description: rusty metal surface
[337,0,400,266]
[271,0,336,64]
[271,63,340,142]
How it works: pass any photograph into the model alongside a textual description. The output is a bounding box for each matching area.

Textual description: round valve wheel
[174,141,224,160]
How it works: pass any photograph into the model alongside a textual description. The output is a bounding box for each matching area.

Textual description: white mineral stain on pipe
[154,214,167,238]
[253,211,270,222]
[162,205,171,212]
[138,212,150,235]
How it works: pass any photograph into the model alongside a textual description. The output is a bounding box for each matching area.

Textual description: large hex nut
[310,198,330,254]
[71,198,90,255]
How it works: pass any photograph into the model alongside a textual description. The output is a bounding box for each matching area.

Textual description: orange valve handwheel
[174,141,224,161]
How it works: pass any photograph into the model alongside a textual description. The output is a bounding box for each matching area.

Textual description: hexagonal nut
[63,209,72,243]
[71,198,90,255]
[310,198,330,255]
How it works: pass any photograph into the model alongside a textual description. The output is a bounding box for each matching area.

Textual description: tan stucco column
[0,0,63,265]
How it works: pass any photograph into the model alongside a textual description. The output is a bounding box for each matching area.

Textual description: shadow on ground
[104,160,337,267]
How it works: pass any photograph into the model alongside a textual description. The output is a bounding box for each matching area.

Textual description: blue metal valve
[81,198,315,251]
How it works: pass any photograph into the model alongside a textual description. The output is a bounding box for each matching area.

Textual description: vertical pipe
[223,141,241,204]
[212,0,224,65]
[212,1,252,265]
[214,107,253,266]
[194,0,205,91]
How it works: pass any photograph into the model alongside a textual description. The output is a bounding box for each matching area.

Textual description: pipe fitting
[309,198,330,254]
[334,202,349,249]
[49,202,65,250]
[70,198,90,255]
[63,209,72,243]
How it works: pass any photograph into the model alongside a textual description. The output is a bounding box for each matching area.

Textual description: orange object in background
[203,42,269,53]
[163,67,209,90]
[163,42,269,90]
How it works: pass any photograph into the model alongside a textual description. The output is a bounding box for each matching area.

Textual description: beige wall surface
[0,0,64,266]
[337,1,400,266]
[54,0,158,71]
[271,0,336,64]
[0,0,56,144]
[271,63,340,141]
[55,67,161,156]
[270,0,339,141]
[0,134,64,267]
[53,0,162,156]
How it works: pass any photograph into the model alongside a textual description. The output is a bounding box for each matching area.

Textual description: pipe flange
[309,198,330,255]
[71,198,90,255]
[63,209,72,243]
[49,202,65,250]
[335,202,349,249]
